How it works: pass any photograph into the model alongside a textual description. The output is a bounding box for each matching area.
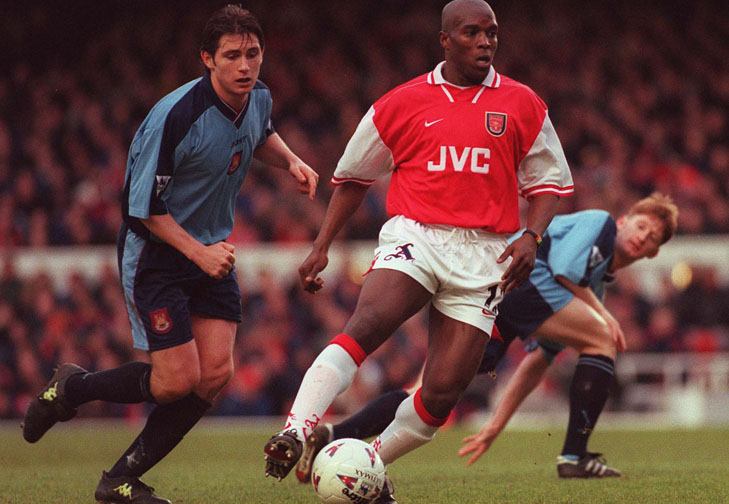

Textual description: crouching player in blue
[21,6,318,503]
[295,193,678,481]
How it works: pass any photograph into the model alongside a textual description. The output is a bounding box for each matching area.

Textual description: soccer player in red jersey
[293,194,678,483]
[265,1,573,500]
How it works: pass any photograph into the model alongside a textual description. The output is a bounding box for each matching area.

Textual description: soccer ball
[311,438,386,504]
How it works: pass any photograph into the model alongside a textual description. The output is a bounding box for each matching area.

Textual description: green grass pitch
[1,421,728,503]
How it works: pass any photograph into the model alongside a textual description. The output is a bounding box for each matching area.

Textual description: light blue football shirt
[121,71,274,245]
[514,210,617,359]
[536,209,617,303]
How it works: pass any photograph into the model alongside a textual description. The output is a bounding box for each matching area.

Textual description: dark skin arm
[299,182,369,293]
[497,194,560,293]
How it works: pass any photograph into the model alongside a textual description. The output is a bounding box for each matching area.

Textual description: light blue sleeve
[126,127,164,219]
[546,212,611,285]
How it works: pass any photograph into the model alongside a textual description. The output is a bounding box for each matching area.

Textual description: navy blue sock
[333,389,408,440]
[65,362,155,406]
[108,393,211,478]
[477,325,516,376]
[561,354,614,457]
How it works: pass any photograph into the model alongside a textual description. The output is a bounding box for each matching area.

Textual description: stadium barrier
[616,351,729,426]
[3,235,728,293]
[3,239,728,428]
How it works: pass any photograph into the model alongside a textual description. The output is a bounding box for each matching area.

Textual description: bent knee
[197,361,234,400]
[151,368,201,403]
[420,385,463,419]
[593,320,615,346]
[150,366,200,403]
[201,361,234,389]
[577,322,616,357]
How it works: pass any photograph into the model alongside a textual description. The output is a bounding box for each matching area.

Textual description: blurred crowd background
[1,0,728,420]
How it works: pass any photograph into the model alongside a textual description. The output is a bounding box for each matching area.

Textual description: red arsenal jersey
[332,62,574,232]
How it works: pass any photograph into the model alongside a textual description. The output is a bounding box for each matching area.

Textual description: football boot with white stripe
[557,452,622,478]
[296,422,333,483]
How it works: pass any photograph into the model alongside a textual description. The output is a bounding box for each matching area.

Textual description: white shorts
[370,215,508,334]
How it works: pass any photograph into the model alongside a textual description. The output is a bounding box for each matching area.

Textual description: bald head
[438,0,498,86]
[442,0,495,34]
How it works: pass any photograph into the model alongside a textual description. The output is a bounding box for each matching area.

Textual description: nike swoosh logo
[424,118,444,127]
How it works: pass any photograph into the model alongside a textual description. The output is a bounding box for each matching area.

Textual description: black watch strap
[522,229,542,246]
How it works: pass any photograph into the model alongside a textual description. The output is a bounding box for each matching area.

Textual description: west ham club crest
[485,112,507,137]
[150,308,173,334]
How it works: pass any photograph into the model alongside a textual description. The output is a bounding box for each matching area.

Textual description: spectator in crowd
[2,0,729,420]
[2,1,729,247]
[2,255,728,421]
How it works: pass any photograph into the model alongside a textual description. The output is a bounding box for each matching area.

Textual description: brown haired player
[22,6,317,503]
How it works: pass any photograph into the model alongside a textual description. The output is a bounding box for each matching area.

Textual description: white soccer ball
[311,438,387,504]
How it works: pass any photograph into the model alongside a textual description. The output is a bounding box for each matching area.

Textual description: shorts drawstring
[432,226,481,246]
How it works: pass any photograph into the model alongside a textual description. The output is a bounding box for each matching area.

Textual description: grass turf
[1,421,728,503]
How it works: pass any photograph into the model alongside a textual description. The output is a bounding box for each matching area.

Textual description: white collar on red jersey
[427,61,501,89]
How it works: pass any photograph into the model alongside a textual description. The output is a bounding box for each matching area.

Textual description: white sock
[284,339,362,441]
[371,393,441,464]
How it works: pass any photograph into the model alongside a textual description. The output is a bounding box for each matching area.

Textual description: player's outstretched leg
[334,389,409,441]
[476,324,514,376]
[94,471,171,504]
[22,363,88,443]
[296,389,409,483]
[264,430,303,481]
[265,334,365,481]
[557,452,622,478]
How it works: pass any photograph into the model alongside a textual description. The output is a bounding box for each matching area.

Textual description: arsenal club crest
[485,112,507,137]
[150,308,173,334]
[227,151,243,175]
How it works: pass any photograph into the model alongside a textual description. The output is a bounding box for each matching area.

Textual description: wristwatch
[522,229,542,246]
